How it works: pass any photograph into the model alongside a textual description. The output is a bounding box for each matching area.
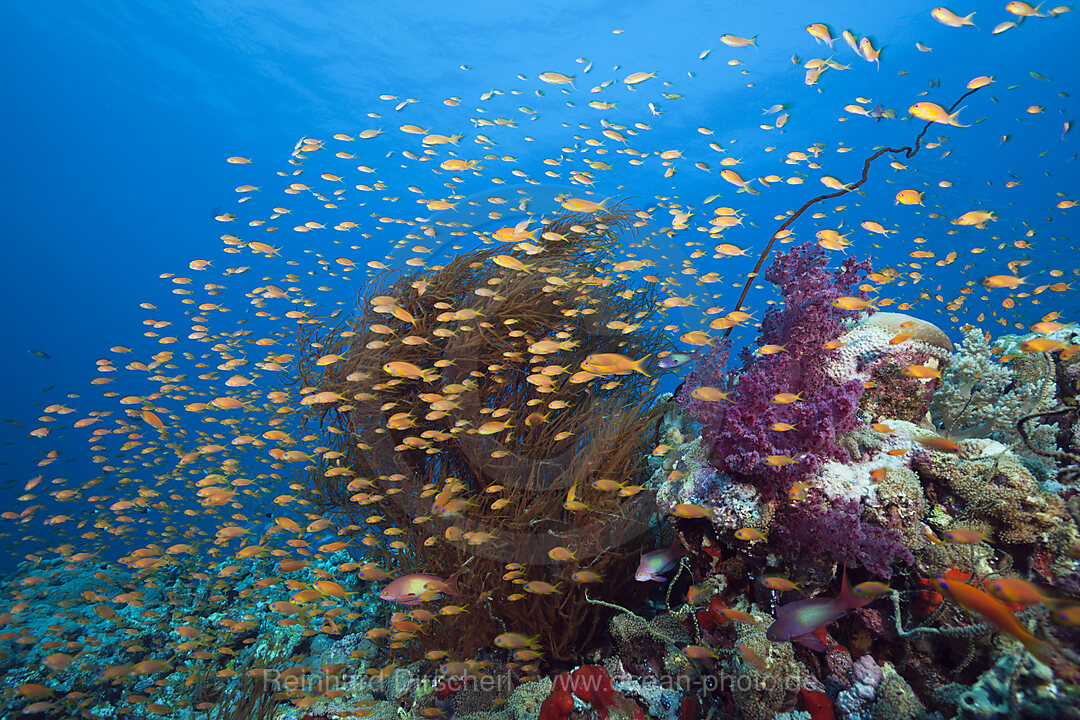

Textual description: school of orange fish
[3,3,1079,717]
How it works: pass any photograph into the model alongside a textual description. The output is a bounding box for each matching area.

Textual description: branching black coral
[293,209,674,663]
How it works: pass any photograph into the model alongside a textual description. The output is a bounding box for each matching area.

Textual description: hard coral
[931,325,1058,459]
[823,313,953,424]
[913,440,1068,545]
[731,612,808,720]
[678,240,873,500]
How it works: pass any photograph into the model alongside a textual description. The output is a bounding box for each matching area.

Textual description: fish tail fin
[634,354,652,377]
[838,568,872,611]
[795,627,828,651]
[964,12,978,28]
[669,539,685,558]
[442,556,476,596]
[1024,636,1058,667]
[441,570,464,597]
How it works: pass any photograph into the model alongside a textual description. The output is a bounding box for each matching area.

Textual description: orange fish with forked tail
[934,575,1057,665]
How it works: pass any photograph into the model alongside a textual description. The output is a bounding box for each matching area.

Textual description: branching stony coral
[931,326,1057,462]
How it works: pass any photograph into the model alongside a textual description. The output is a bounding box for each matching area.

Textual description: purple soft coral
[676,241,916,576]
[773,496,914,578]
[678,241,873,500]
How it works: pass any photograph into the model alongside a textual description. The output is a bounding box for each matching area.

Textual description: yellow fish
[539,72,574,85]
[581,353,650,377]
[902,364,942,379]
[763,454,800,466]
[982,274,1027,289]
[691,386,733,402]
[931,6,977,27]
[895,189,924,205]
[832,296,875,311]
[806,23,834,48]
[561,197,609,212]
[952,210,997,228]
[720,34,757,47]
[491,255,534,273]
[1006,1,1044,16]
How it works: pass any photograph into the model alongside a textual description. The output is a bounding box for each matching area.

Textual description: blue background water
[1,0,1077,565]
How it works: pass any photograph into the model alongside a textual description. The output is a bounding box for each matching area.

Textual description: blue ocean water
[1,2,1078,719]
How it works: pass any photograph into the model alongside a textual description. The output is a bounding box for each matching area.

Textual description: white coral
[931,326,1057,460]
[824,322,949,386]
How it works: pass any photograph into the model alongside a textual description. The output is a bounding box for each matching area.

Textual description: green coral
[870,663,923,720]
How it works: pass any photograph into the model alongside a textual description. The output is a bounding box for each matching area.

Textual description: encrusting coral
[825,311,953,424]
[911,438,1069,546]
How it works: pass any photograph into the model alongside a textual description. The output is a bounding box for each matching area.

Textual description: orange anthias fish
[934,575,1057,665]
[379,568,465,606]
[581,353,651,377]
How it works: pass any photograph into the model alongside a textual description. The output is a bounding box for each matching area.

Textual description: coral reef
[730,615,808,720]
[825,312,953,424]
[9,26,1080,720]
[668,242,917,579]
[912,438,1069,546]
